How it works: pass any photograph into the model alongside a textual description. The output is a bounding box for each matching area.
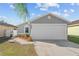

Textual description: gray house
[17,13,69,40]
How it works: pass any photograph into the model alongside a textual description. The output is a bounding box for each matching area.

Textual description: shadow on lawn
[0,37,11,43]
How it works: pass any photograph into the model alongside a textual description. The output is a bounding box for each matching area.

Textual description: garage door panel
[31,24,67,40]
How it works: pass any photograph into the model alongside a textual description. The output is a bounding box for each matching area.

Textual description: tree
[13,3,29,22]
[13,3,31,35]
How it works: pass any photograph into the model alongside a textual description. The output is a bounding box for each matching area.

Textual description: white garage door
[31,24,67,40]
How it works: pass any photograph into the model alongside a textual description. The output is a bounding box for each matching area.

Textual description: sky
[0,3,79,25]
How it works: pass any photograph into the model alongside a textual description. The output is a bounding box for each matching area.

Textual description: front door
[24,27,30,35]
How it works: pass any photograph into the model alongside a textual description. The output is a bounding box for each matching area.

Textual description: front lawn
[0,42,37,56]
[68,35,79,44]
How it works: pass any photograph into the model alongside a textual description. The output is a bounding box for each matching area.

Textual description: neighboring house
[0,22,16,37]
[68,20,79,36]
[17,13,69,40]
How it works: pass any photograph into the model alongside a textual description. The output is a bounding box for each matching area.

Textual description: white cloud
[35,3,41,8]
[36,3,41,7]
[35,3,60,11]
[47,3,60,8]
[9,4,15,9]
[70,3,75,6]
[63,9,75,17]
[40,8,48,11]
[63,9,72,15]
[64,9,68,13]
[0,16,8,22]
[31,13,35,16]
[64,13,70,16]
[70,9,75,12]
[63,9,70,17]
[0,16,7,19]
[30,13,36,18]
[35,3,48,11]
[0,16,1,18]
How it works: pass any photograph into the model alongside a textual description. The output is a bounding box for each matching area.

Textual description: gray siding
[17,24,30,34]
[17,24,25,34]
[32,15,67,24]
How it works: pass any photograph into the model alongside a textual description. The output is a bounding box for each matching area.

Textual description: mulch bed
[15,34,32,41]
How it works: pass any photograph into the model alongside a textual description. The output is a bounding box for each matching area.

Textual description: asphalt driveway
[34,40,79,56]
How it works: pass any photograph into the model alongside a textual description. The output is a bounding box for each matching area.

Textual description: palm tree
[13,3,29,22]
[13,3,31,35]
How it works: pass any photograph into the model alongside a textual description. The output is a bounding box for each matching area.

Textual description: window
[25,27,29,33]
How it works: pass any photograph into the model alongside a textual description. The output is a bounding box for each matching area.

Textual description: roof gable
[32,13,69,24]
[18,13,69,26]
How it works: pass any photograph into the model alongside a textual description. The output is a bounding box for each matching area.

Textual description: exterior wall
[0,25,14,30]
[17,24,29,34]
[68,26,79,36]
[12,30,17,36]
[17,24,25,34]
[0,30,5,37]
[0,25,15,37]
[5,29,12,37]
[31,24,67,40]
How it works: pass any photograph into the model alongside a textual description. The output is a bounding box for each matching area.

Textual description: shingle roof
[70,20,79,25]
[0,22,16,27]
[68,20,79,27]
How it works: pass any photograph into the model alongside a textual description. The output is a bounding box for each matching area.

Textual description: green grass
[68,35,79,44]
[0,42,37,56]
